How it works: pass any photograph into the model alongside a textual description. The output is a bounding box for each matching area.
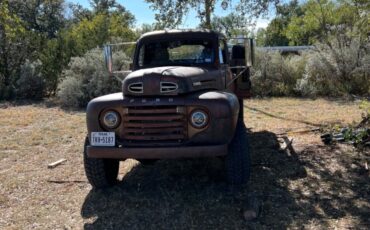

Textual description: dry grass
[244,97,364,148]
[0,98,369,229]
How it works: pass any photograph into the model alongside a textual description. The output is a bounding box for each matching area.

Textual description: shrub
[252,35,369,98]
[15,59,45,100]
[57,48,130,107]
[296,36,370,97]
[251,51,307,97]
[56,77,83,107]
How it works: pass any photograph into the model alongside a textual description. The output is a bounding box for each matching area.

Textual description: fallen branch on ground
[276,128,320,136]
[47,159,66,169]
[47,180,87,184]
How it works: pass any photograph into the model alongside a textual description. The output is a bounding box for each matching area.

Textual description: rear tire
[83,137,119,189]
[225,119,251,185]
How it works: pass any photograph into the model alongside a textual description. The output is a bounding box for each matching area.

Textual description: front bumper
[87,144,228,159]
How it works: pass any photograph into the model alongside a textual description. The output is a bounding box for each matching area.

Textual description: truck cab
[84,30,254,188]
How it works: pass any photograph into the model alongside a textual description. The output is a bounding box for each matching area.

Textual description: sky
[74,0,271,29]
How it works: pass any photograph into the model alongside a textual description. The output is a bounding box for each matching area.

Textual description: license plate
[91,132,115,146]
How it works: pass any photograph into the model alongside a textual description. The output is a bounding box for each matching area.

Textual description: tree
[0,1,28,99]
[1,0,137,98]
[145,0,282,29]
[42,7,135,95]
[135,23,156,36]
[67,3,93,23]
[285,0,369,45]
[62,12,135,56]
[255,28,266,46]
[89,0,126,13]
[1,0,68,97]
[285,0,334,45]
[8,0,65,39]
[263,18,290,46]
[260,0,302,46]
[211,13,250,37]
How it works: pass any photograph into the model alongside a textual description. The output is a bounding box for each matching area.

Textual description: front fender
[86,93,124,141]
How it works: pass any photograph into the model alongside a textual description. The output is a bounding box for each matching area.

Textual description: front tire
[225,119,251,185]
[83,137,119,189]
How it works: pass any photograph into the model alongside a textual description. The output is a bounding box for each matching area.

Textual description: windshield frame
[133,36,219,70]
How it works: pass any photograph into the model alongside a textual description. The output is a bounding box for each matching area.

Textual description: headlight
[102,110,120,129]
[190,110,209,128]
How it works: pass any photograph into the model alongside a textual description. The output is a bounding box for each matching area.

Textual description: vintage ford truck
[84,29,254,188]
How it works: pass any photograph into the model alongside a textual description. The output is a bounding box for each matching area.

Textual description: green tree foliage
[145,0,281,29]
[263,19,291,46]
[285,0,369,45]
[0,0,136,99]
[285,0,337,45]
[259,0,303,46]
[43,2,135,95]
[8,0,65,39]
[1,0,66,99]
[50,11,135,95]
[255,28,267,46]
[260,0,369,46]
[0,1,28,99]
[62,13,135,56]
[211,13,250,37]
[145,0,204,28]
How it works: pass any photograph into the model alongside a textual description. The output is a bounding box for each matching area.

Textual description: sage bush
[57,48,130,107]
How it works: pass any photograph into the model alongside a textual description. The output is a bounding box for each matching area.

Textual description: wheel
[225,118,251,185]
[83,137,119,189]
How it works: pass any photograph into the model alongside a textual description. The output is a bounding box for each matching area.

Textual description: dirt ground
[0,98,369,229]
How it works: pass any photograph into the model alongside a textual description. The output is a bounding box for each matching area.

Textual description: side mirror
[104,45,113,74]
[244,38,255,67]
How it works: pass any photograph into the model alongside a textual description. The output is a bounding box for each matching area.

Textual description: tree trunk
[205,0,213,29]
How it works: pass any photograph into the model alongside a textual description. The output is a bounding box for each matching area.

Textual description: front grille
[122,106,187,145]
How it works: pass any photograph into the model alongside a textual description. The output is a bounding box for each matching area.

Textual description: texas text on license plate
[91,132,115,146]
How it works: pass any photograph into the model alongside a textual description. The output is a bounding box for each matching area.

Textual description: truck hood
[122,66,224,96]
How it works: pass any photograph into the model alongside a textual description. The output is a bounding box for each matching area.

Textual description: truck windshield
[138,39,215,68]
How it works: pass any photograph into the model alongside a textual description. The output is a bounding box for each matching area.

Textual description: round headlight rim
[101,110,121,130]
[189,109,209,129]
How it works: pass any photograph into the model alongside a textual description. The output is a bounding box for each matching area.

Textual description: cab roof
[138,29,226,41]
